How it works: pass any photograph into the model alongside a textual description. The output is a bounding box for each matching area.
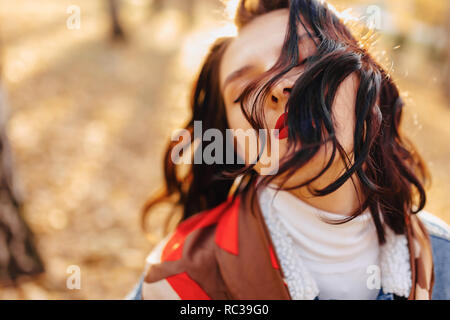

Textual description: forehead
[220,9,290,88]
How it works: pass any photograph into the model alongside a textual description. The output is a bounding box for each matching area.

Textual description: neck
[261,145,367,216]
[265,156,367,217]
[286,174,365,216]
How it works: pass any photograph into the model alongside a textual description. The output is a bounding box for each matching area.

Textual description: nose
[268,66,303,110]
[269,78,293,108]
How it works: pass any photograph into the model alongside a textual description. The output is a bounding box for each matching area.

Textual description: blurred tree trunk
[151,0,164,13]
[0,81,44,286]
[108,0,125,40]
[151,0,196,26]
[181,0,196,26]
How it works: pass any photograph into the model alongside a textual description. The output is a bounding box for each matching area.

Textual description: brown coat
[141,182,434,300]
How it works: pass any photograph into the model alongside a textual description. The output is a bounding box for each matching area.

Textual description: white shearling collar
[258,188,412,300]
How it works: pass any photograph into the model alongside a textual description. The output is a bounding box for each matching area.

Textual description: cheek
[226,104,257,165]
[225,103,290,174]
[332,73,358,154]
[225,104,253,165]
[226,104,252,132]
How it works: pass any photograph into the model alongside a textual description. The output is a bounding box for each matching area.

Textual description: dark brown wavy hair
[142,0,430,244]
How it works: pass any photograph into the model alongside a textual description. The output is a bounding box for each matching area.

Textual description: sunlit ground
[0,0,448,299]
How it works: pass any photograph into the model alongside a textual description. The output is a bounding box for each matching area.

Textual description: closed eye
[233,90,245,104]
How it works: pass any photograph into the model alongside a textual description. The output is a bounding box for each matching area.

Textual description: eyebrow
[222,64,256,93]
[221,34,319,93]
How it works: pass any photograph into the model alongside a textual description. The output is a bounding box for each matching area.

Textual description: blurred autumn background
[0,0,448,299]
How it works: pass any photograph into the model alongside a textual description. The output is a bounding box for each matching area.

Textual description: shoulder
[146,195,241,264]
[157,196,241,262]
[417,210,450,241]
[140,197,241,300]
[417,210,450,300]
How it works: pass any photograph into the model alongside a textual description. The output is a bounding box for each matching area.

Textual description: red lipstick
[275,112,289,140]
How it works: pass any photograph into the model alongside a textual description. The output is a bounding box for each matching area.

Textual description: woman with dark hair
[129,0,449,300]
